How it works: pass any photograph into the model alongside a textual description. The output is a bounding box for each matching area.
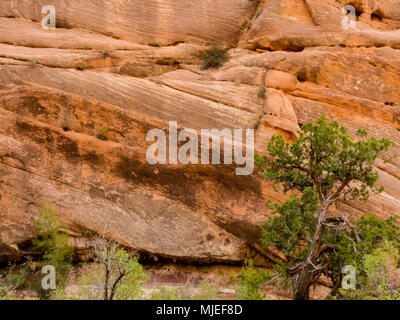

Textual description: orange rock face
[0,0,399,264]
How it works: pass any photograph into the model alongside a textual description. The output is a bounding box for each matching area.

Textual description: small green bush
[150,282,193,300]
[236,259,271,300]
[78,239,147,300]
[28,57,37,67]
[151,286,181,300]
[75,62,86,71]
[6,264,29,289]
[0,283,15,300]
[96,127,109,141]
[102,49,111,58]
[333,288,369,300]
[243,20,252,30]
[258,85,266,98]
[77,263,104,300]
[32,204,72,268]
[176,281,193,300]
[200,44,229,70]
[31,204,73,299]
[193,281,218,300]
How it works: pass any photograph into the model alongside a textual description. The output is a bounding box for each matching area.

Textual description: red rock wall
[0,0,399,265]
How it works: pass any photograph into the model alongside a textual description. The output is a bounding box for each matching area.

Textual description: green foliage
[333,215,400,278]
[0,283,15,300]
[150,282,192,300]
[168,57,178,66]
[31,204,72,298]
[364,244,400,300]
[274,260,290,290]
[79,243,147,300]
[96,127,109,141]
[111,255,148,300]
[256,117,394,199]
[75,62,86,71]
[236,259,271,300]
[333,288,368,300]
[28,57,37,67]
[32,204,72,268]
[77,263,104,300]
[332,242,400,300]
[256,117,396,298]
[102,49,111,58]
[262,188,318,262]
[151,286,182,300]
[243,20,252,30]
[176,281,193,300]
[257,85,266,98]
[50,288,68,300]
[364,243,398,286]
[6,264,29,289]
[200,43,229,70]
[193,281,218,300]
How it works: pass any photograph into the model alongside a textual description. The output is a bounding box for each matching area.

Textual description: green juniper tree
[256,117,396,300]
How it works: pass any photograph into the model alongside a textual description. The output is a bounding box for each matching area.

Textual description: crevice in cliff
[303,0,318,26]
[236,0,264,50]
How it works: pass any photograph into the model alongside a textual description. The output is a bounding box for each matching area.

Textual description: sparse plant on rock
[96,127,109,141]
[200,43,229,70]
[102,49,111,58]
[75,62,86,71]
[258,85,266,98]
[28,57,37,67]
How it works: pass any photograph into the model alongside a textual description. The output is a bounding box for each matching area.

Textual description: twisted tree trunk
[104,268,110,300]
[293,199,330,300]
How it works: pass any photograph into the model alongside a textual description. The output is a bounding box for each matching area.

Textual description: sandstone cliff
[0,0,399,265]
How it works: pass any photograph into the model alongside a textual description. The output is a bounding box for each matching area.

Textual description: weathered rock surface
[0,0,399,265]
[0,0,258,46]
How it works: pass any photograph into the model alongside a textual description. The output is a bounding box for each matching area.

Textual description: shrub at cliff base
[78,236,147,300]
[31,204,73,299]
